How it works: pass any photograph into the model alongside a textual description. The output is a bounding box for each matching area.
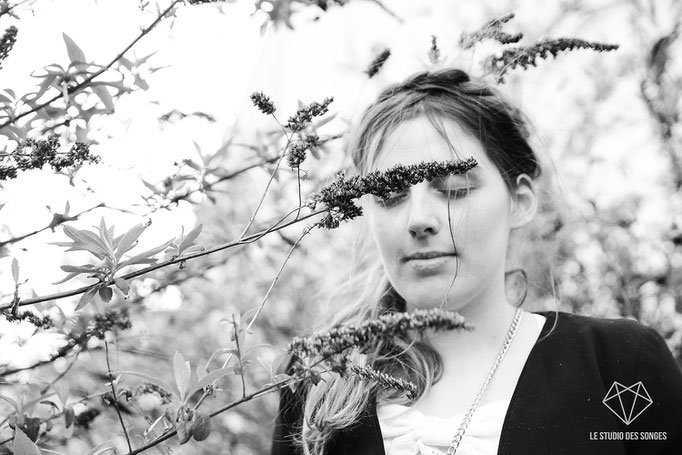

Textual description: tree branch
[0,0,183,130]
[0,207,325,310]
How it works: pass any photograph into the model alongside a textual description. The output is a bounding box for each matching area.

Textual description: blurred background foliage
[0,0,681,453]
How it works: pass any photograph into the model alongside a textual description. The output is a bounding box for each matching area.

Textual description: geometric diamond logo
[602,381,653,425]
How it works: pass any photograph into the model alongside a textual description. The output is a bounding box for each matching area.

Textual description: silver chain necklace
[446,307,524,455]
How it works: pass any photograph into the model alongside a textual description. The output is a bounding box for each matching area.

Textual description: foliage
[0,1,680,454]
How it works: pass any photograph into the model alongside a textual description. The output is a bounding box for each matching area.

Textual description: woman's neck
[424,295,521,361]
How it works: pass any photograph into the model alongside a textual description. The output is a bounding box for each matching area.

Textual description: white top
[376,313,546,455]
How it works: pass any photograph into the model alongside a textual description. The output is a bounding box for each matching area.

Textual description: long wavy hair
[296,68,556,454]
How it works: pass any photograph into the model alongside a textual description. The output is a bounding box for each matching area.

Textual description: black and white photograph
[1,1,681,454]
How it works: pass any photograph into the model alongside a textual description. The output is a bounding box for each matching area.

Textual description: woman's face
[365,116,515,312]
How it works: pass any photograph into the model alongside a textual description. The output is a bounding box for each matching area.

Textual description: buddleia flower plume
[366,49,391,78]
[485,38,619,83]
[307,158,478,229]
[459,13,522,49]
[288,308,470,359]
[332,357,418,400]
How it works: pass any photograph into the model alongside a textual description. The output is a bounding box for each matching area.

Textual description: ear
[509,174,537,229]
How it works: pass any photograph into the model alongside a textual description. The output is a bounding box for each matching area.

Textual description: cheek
[367,211,401,260]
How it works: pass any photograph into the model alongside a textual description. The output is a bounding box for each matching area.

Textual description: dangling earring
[504,268,528,307]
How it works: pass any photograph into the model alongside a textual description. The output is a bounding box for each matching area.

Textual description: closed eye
[439,187,473,199]
[374,191,406,208]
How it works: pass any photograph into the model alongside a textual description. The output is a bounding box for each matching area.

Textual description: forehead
[371,116,495,178]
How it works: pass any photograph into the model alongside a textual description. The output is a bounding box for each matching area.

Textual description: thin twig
[0,0,183,130]
[0,207,324,310]
[232,315,246,398]
[125,376,302,455]
[104,340,132,452]
[244,226,312,334]
[237,113,292,239]
[0,203,104,248]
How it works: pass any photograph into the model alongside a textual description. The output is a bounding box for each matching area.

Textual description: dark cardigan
[271,310,682,454]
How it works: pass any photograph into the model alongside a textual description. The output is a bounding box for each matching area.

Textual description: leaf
[75,286,99,311]
[176,420,191,444]
[0,394,20,412]
[62,33,86,64]
[52,272,81,285]
[98,218,114,251]
[184,367,234,404]
[98,286,113,303]
[11,258,19,283]
[13,428,40,455]
[178,224,202,254]
[112,370,177,399]
[113,277,130,296]
[92,85,115,113]
[60,264,96,273]
[114,223,147,262]
[190,412,211,441]
[173,352,191,402]
[116,238,174,270]
[62,225,109,257]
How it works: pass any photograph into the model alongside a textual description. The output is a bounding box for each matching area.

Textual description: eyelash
[375,187,472,208]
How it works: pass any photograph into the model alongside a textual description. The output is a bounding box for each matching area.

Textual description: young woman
[271,68,682,455]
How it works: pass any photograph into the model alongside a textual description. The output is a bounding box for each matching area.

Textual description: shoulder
[536,310,681,377]
[539,310,650,349]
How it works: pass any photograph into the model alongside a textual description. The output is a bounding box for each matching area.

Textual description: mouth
[403,251,457,262]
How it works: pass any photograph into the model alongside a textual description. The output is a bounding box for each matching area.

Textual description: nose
[407,186,440,238]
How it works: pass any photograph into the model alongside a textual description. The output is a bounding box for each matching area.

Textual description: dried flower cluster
[0,25,17,68]
[286,97,334,132]
[428,35,440,65]
[0,135,99,181]
[1,310,53,329]
[367,49,391,78]
[484,38,620,82]
[90,308,132,340]
[459,13,522,50]
[288,308,469,359]
[307,158,478,229]
[287,133,321,168]
[134,382,174,405]
[333,358,418,400]
[250,91,276,115]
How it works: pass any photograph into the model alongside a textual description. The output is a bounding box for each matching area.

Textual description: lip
[403,251,457,262]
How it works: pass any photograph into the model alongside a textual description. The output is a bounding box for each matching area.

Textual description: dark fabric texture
[271,310,682,454]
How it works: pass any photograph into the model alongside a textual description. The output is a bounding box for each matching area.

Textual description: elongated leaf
[62,33,86,64]
[52,271,80,285]
[113,277,130,296]
[179,224,202,254]
[75,286,99,311]
[13,428,40,455]
[63,226,109,256]
[0,394,20,412]
[22,391,56,412]
[173,352,191,402]
[113,370,177,399]
[11,258,19,283]
[116,238,173,270]
[61,264,96,273]
[115,223,147,262]
[92,85,114,113]
[184,367,234,404]
[98,218,114,251]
